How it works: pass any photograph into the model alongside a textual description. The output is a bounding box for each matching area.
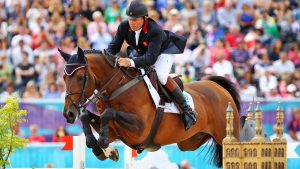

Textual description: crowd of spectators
[0,0,300,102]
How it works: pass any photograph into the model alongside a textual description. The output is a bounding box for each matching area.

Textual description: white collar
[135,28,142,34]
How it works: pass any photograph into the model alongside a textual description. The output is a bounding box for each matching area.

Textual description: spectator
[11,25,31,47]
[22,80,41,99]
[254,50,273,78]
[31,25,55,50]
[225,24,244,49]
[272,51,295,78]
[43,82,61,99]
[237,4,256,34]
[14,51,35,90]
[0,55,12,90]
[205,24,224,48]
[191,43,210,75]
[87,11,107,41]
[259,68,278,97]
[104,0,121,24]
[10,39,34,67]
[266,87,281,99]
[291,69,300,96]
[69,0,82,20]
[164,8,180,31]
[288,109,300,141]
[230,39,251,80]
[255,10,279,39]
[288,42,300,68]
[52,22,67,46]
[0,38,9,57]
[28,124,46,143]
[244,28,259,50]
[210,39,229,66]
[52,125,69,142]
[269,39,284,62]
[0,81,19,101]
[181,64,196,84]
[287,83,298,98]
[239,79,257,100]
[90,22,112,50]
[217,0,237,33]
[13,124,25,138]
[212,53,234,78]
[196,0,217,32]
[278,79,295,99]
[82,0,104,21]
[180,1,196,30]
[33,41,56,61]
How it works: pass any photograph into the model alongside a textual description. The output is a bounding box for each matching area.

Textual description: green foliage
[0,97,27,169]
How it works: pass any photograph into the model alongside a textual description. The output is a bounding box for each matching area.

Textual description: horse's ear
[77,46,86,63]
[58,48,70,62]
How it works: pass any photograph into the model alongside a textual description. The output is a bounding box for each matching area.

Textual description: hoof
[86,135,97,148]
[137,149,144,154]
[92,147,107,161]
[98,137,109,148]
[108,149,119,162]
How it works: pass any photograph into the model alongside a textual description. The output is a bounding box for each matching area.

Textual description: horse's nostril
[68,111,75,119]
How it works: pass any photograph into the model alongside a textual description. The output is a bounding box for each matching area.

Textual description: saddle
[147,67,183,102]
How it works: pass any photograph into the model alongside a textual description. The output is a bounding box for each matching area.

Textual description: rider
[106,0,197,131]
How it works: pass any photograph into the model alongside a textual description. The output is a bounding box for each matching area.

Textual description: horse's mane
[67,48,140,79]
[82,49,103,55]
[65,49,105,75]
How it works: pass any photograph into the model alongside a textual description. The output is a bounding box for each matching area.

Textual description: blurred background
[0,0,300,168]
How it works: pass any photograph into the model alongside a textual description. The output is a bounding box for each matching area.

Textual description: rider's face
[128,17,144,31]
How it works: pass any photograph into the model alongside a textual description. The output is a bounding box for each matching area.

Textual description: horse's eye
[77,76,85,81]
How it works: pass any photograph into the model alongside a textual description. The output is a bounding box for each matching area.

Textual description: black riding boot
[164,77,197,130]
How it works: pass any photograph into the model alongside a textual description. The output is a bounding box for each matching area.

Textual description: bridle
[64,50,145,115]
[64,52,121,114]
[64,63,89,112]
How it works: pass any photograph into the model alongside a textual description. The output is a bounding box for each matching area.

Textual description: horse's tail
[206,76,241,167]
[207,76,241,112]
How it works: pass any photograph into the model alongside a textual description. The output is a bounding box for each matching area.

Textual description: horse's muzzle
[63,107,78,124]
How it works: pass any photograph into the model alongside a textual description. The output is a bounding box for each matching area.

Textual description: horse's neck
[88,55,123,91]
[89,55,149,102]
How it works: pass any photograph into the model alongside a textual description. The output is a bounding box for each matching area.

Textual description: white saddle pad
[141,70,195,114]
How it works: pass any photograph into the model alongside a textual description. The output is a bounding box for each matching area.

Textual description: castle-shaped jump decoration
[223,102,287,169]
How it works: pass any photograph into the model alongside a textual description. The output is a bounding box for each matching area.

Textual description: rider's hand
[118,58,131,67]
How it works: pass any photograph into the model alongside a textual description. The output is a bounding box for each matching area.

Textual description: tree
[0,97,27,169]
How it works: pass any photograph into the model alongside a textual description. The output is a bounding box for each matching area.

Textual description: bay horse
[59,47,241,167]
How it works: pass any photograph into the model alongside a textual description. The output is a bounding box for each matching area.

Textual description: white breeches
[154,54,173,85]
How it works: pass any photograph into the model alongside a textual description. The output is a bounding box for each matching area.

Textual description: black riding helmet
[126,0,148,19]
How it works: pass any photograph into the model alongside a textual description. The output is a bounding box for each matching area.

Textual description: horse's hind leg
[177,132,211,151]
[178,132,223,167]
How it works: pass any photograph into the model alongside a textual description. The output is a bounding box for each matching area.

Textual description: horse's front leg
[80,109,100,148]
[80,110,107,160]
[98,107,142,147]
